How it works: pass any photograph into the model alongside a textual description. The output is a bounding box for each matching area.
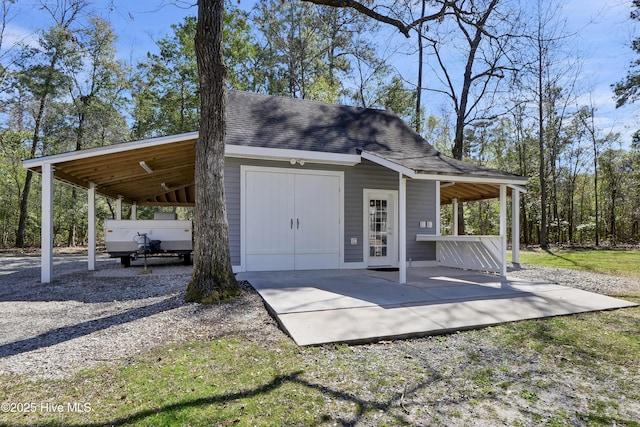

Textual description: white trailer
[104,218,193,267]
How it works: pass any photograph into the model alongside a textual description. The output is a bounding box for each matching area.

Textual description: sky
[2,0,639,145]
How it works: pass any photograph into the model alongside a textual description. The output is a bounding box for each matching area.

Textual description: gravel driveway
[0,253,283,380]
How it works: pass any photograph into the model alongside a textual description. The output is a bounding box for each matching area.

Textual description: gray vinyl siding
[224,160,242,265]
[224,157,437,267]
[406,179,437,262]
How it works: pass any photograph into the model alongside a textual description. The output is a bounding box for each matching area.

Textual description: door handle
[297,218,300,229]
[291,218,293,229]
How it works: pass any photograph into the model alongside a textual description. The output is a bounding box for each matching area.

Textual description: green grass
[0,338,328,427]
[513,248,640,280]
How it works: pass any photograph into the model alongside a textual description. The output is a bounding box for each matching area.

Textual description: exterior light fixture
[139,161,153,174]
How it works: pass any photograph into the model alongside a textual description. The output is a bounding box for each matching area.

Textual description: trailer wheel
[183,253,192,266]
[121,255,131,268]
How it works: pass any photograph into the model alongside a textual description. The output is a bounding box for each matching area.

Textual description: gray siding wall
[406,179,437,262]
[224,157,437,267]
[224,160,242,265]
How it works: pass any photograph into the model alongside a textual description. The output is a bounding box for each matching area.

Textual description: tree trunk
[593,144,599,246]
[537,54,548,249]
[186,0,239,303]
[450,2,497,237]
[16,90,50,247]
[15,171,33,247]
[415,0,426,133]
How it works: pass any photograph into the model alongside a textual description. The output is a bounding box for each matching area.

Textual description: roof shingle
[226,90,524,180]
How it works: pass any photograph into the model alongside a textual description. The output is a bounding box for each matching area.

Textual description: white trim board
[226,145,360,166]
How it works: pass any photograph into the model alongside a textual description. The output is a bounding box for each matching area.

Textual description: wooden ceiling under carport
[438,181,514,205]
[25,134,516,206]
[30,137,198,206]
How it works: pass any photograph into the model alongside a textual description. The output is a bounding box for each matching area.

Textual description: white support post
[452,198,459,236]
[41,163,54,283]
[512,188,520,266]
[131,202,137,220]
[499,184,507,276]
[435,181,441,235]
[88,182,96,271]
[115,195,122,265]
[399,174,407,284]
[116,195,122,220]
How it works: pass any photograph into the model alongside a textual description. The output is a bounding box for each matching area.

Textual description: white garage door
[244,168,341,271]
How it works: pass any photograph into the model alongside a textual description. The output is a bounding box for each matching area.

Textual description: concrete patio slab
[238,268,637,346]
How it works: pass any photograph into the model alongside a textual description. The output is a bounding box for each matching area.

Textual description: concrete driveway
[238,267,637,346]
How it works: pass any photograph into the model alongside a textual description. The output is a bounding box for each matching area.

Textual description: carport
[23,132,199,283]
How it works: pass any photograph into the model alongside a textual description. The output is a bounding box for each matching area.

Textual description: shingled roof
[226,90,524,180]
[23,90,526,206]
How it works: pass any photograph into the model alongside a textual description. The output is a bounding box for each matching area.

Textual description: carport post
[499,184,507,276]
[452,198,459,236]
[512,188,520,266]
[88,182,96,271]
[131,202,137,220]
[116,195,122,220]
[41,163,54,283]
[399,173,407,284]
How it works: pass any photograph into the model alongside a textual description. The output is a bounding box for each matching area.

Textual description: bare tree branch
[299,0,454,38]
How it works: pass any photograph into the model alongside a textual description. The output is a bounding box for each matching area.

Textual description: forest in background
[1,0,640,250]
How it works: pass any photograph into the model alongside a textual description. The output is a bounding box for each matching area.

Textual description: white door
[245,170,295,271]
[365,190,398,267]
[244,168,341,271]
[294,173,341,269]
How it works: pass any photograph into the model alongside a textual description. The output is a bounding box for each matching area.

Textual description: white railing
[415,235,506,275]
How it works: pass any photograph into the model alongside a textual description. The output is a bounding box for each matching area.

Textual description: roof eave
[360,151,415,177]
[412,172,528,185]
[226,144,361,166]
[22,132,199,169]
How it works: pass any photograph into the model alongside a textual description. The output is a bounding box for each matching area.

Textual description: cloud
[1,23,39,52]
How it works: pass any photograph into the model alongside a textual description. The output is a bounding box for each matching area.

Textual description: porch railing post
[512,187,520,266]
[452,198,458,236]
[499,184,507,276]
